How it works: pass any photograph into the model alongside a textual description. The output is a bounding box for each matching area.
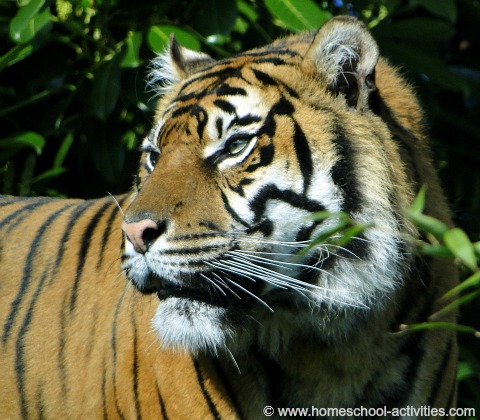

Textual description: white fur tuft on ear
[148,35,215,96]
[303,16,379,110]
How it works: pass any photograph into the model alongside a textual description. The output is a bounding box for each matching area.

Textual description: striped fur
[1,16,457,419]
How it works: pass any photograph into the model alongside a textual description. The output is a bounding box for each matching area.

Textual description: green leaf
[31,167,67,184]
[443,228,478,271]
[90,53,122,121]
[264,0,332,32]
[457,361,475,382]
[409,185,427,215]
[191,0,238,36]
[443,271,480,300]
[147,25,201,53]
[331,224,371,248]
[121,32,142,68]
[430,289,480,320]
[398,322,480,337]
[53,133,74,169]
[408,212,448,239]
[9,0,52,44]
[473,241,480,257]
[415,0,457,23]
[0,44,33,71]
[0,131,46,155]
[374,18,455,42]
[418,243,453,259]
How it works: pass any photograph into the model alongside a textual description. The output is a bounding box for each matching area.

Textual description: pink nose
[121,219,159,253]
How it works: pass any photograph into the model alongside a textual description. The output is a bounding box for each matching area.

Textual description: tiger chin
[0,15,458,418]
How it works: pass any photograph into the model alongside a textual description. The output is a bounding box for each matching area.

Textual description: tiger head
[121,17,418,355]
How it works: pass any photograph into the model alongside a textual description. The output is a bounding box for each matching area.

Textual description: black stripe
[215,117,223,138]
[0,198,52,232]
[245,143,274,173]
[238,49,300,59]
[47,201,96,286]
[171,105,193,118]
[192,105,209,139]
[252,69,278,86]
[98,197,127,269]
[111,294,127,420]
[2,203,75,344]
[252,347,286,409]
[387,260,435,405]
[0,196,32,207]
[252,57,289,66]
[214,99,236,114]
[292,120,313,193]
[331,127,361,214]
[131,315,142,420]
[58,295,69,402]
[69,200,112,312]
[220,190,250,227]
[16,266,51,419]
[216,85,247,97]
[249,184,326,224]
[193,357,221,420]
[156,382,169,420]
[211,358,245,419]
[375,95,424,189]
[427,337,454,408]
[102,366,109,420]
[35,382,46,420]
[227,114,262,130]
[178,67,237,95]
[446,374,457,410]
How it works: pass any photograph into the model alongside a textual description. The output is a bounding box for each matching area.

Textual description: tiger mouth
[156,283,231,308]
[147,272,262,309]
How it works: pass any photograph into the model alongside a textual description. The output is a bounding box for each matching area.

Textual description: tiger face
[121,17,417,355]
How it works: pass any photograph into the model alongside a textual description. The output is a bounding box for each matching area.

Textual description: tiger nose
[121,219,164,253]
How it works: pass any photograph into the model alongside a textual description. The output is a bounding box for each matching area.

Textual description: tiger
[0,16,458,419]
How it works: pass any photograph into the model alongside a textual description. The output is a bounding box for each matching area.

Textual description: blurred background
[1,0,479,414]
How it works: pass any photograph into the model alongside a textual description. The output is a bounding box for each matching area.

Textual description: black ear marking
[168,34,216,78]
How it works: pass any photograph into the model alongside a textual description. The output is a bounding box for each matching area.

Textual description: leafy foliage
[1,0,480,412]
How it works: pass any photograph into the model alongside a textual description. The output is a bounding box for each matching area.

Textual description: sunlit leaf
[408,212,448,239]
[457,361,475,382]
[0,44,33,71]
[444,228,478,271]
[409,185,427,215]
[147,25,201,53]
[9,0,52,43]
[443,271,480,300]
[53,133,74,169]
[0,132,46,155]
[32,167,67,184]
[121,32,142,68]
[398,322,480,337]
[430,289,480,320]
[264,0,331,32]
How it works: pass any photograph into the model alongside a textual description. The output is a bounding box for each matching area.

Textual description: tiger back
[0,16,457,419]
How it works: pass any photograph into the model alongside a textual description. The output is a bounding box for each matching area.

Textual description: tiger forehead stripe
[176,46,302,97]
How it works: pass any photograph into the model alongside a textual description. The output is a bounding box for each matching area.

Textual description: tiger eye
[227,138,249,155]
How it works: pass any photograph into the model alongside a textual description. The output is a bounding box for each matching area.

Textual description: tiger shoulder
[0,15,457,419]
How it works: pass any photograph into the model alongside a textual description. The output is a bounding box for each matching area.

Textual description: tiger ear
[302,16,379,111]
[149,35,215,94]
